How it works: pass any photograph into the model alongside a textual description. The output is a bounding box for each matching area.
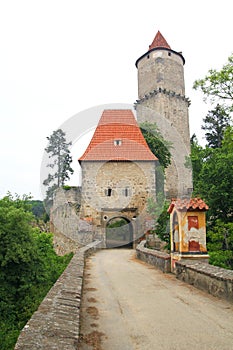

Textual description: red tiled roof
[168,198,209,213]
[149,30,171,51]
[79,109,158,161]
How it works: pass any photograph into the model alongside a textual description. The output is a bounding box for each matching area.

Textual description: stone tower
[135,31,193,198]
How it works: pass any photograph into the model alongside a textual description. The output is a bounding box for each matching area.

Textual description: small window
[114,139,122,146]
[147,54,150,59]
[168,52,171,56]
[125,188,129,197]
[106,188,112,197]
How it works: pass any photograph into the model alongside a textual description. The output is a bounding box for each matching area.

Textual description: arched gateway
[105,216,133,248]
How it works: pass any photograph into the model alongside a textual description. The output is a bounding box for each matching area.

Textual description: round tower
[135,31,193,198]
[136,31,185,98]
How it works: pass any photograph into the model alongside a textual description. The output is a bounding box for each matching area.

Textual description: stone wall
[14,240,102,350]
[176,260,233,304]
[137,49,185,98]
[81,160,156,241]
[136,240,171,273]
[50,187,94,254]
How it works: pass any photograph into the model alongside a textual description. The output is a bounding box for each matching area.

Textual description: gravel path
[78,249,233,350]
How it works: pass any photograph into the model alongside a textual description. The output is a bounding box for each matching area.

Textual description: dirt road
[78,249,233,350]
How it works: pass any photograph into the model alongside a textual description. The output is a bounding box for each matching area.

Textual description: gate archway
[106,217,133,248]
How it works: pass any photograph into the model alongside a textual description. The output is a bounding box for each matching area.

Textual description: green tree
[28,200,46,218]
[185,134,205,191]
[207,220,233,270]
[140,122,172,169]
[195,126,233,223]
[193,53,233,112]
[140,122,172,202]
[0,194,73,349]
[147,197,170,247]
[201,104,231,148]
[43,129,74,207]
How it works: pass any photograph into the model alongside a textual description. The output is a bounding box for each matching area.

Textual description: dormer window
[114,139,122,146]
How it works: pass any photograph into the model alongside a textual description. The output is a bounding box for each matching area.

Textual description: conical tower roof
[135,30,185,67]
[149,30,171,50]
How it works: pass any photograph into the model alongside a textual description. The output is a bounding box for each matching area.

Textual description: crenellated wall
[14,240,102,350]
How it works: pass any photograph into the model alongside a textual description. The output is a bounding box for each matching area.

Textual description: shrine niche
[168,198,209,271]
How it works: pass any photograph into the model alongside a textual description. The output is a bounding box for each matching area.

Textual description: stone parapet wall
[14,241,102,350]
[136,240,171,273]
[176,260,233,304]
[53,230,81,256]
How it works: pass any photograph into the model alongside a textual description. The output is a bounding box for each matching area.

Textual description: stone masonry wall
[136,240,171,273]
[81,160,156,241]
[14,240,102,350]
[176,260,233,303]
[50,187,94,254]
[137,50,185,98]
[136,102,192,198]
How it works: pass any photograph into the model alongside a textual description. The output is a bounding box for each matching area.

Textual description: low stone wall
[136,240,171,273]
[14,240,102,350]
[176,260,233,304]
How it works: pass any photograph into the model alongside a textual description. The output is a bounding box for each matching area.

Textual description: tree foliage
[147,197,170,248]
[43,129,74,207]
[190,54,233,269]
[193,53,233,111]
[207,220,233,269]
[194,126,233,223]
[201,104,231,148]
[189,126,233,270]
[0,194,73,349]
[140,122,172,169]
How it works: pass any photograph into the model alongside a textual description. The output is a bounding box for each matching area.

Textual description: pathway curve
[78,249,233,350]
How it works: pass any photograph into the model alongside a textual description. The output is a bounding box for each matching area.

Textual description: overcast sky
[0,0,232,199]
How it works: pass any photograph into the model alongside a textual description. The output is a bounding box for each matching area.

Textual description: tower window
[147,54,150,59]
[168,52,171,56]
[114,139,122,146]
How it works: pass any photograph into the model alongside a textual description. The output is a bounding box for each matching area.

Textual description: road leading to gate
[78,249,233,350]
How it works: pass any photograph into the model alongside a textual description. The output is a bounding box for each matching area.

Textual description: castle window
[106,188,112,197]
[147,54,150,59]
[125,188,129,197]
[168,52,171,56]
[114,139,122,146]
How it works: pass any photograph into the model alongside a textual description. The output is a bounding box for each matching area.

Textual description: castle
[50,31,194,252]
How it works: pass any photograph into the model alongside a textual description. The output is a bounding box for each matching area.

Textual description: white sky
[0,0,232,199]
